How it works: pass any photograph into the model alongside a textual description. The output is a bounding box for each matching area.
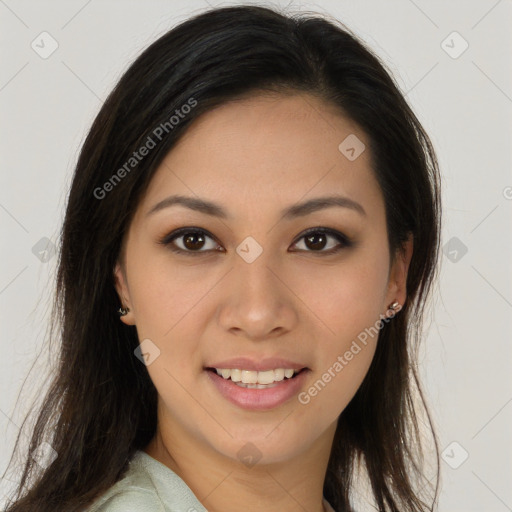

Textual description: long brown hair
[3,5,441,511]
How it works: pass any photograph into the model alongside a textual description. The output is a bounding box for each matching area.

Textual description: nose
[216,247,299,342]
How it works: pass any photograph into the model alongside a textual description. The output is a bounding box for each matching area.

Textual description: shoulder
[85,450,206,512]
[88,487,165,512]
[85,452,166,512]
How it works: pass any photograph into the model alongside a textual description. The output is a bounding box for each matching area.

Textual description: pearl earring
[387,301,401,317]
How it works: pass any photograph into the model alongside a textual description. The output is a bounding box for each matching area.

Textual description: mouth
[205,367,308,388]
[204,366,310,410]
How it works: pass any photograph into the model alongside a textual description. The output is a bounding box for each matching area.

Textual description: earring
[118,306,130,317]
[387,301,401,316]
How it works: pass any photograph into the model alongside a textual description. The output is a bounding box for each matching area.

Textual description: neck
[144,410,336,512]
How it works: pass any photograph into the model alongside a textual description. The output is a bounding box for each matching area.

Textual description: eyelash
[158,226,353,256]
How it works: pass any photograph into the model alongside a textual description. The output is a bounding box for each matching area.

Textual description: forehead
[138,92,384,223]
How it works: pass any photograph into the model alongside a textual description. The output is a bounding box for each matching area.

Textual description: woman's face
[114,92,411,465]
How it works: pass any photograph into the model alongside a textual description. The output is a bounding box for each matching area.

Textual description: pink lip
[205,368,310,411]
[205,357,307,372]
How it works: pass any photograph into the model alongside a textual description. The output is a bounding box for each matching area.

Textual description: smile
[205,367,309,410]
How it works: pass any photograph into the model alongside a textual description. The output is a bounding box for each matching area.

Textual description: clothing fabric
[85,450,336,512]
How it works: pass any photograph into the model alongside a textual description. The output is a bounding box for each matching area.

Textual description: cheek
[290,244,388,417]
[126,251,227,394]
[128,260,207,407]
[291,244,389,340]
[126,244,211,338]
[297,342,376,431]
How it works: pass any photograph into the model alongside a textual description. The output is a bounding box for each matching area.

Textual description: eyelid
[292,227,351,248]
[158,226,352,255]
[158,226,223,252]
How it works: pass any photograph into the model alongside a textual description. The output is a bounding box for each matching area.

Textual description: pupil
[306,233,326,250]
[184,233,205,250]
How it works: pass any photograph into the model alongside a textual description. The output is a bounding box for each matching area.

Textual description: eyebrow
[146,194,366,219]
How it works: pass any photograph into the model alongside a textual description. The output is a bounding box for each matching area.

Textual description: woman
[3,4,441,511]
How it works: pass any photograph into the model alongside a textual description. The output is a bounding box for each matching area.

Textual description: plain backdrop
[1,1,511,510]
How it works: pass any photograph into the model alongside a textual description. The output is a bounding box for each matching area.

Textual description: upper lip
[206,357,308,372]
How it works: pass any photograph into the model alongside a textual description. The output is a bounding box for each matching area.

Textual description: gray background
[1,0,511,510]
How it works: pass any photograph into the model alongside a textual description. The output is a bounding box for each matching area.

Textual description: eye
[158,226,352,255]
[158,227,222,254]
[290,227,352,255]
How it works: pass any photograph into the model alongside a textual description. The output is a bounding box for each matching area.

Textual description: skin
[114,92,413,512]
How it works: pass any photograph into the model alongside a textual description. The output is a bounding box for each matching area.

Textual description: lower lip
[206,369,309,411]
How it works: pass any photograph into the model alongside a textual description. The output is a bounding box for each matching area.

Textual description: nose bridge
[234,239,281,309]
[217,238,295,338]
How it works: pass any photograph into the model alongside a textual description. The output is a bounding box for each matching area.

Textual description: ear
[384,234,413,316]
[113,261,136,326]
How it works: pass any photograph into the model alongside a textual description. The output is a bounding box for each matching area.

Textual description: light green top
[86,450,336,512]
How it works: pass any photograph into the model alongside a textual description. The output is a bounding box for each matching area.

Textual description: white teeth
[212,368,301,385]
[274,368,285,382]
[256,370,276,385]
[230,369,242,382]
